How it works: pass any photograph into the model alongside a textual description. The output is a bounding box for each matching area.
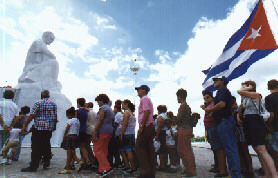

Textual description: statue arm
[34,40,56,59]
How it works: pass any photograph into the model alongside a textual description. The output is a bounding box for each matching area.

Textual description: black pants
[108,134,121,166]
[30,129,52,169]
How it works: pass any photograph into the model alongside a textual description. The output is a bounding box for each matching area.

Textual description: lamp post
[130,59,140,104]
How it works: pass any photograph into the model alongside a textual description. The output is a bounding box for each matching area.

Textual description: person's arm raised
[237,87,260,101]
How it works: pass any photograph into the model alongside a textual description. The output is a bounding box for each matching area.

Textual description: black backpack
[191,113,201,127]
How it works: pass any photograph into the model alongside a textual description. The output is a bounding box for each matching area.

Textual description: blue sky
[1,0,278,136]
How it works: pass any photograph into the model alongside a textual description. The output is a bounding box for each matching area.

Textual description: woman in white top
[120,99,137,174]
[58,107,84,174]
[237,81,277,177]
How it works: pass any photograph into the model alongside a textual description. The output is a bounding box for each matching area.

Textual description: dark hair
[21,106,30,115]
[77,98,86,107]
[115,100,122,106]
[3,90,14,99]
[157,105,167,113]
[41,90,50,98]
[123,99,135,112]
[95,94,110,104]
[202,91,213,98]
[268,79,278,90]
[232,96,237,104]
[13,122,22,129]
[87,102,94,108]
[166,111,174,119]
[164,118,173,125]
[241,81,256,92]
[176,88,187,99]
[114,104,121,111]
[66,107,76,116]
[153,114,158,120]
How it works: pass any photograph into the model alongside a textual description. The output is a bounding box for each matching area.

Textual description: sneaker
[77,161,85,172]
[43,161,50,169]
[7,160,12,165]
[124,169,137,175]
[58,169,71,174]
[99,168,113,177]
[21,167,37,172]
[1,159,7,164]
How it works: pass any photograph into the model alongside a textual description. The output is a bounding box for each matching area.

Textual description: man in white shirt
[0,90,20,149]
[85,102,97,166]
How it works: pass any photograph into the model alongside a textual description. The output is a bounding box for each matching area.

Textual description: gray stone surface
[0,146,262,178]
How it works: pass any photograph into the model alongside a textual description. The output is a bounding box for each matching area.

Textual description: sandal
[58,169,71,174]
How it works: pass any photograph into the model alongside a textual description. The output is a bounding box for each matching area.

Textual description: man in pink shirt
[135,85,156,178]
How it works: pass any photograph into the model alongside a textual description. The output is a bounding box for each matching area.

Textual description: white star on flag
[247,26,262,39]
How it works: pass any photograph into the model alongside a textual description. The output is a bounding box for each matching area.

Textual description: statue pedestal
[16,82,72,147]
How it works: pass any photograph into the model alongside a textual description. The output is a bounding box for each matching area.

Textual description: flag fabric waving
[202,0,278,91]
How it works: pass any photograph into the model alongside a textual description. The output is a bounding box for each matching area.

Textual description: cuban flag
[202,0,278,91]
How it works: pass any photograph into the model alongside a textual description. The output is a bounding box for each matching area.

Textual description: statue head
[42,31,55,45]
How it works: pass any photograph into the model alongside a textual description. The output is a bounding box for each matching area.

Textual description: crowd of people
[201,77,278,178]
[0,78,278,178]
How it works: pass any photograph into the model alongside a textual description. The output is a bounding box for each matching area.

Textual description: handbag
[251,95,270,121]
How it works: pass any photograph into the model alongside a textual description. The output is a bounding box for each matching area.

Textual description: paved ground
[0,145,262,178]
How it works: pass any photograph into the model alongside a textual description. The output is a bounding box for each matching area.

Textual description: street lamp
[130,59,140,104]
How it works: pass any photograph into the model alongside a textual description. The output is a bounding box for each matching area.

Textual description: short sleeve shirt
[166,128,177,146]
[86,109,97,135]
[0,99,19,130]
[67,118,80,135]
[31,98,57,131]
[9,128,21,142]
[138,95,154,126]
[265,92,278,132]
[213,87,232,124]
[77,109,88,134]
[204,102,215,128]
[96,104,114,134]
[114,112,123,136]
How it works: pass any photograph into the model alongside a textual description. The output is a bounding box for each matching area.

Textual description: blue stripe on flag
[223,1,260,52]
[227,49,276,81]
[202,50,244,85]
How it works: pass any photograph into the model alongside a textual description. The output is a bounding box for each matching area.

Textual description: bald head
[42,31,55,45]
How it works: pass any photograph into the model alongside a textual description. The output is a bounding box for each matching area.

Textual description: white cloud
[95,16,117,30]
[147,0,278,136]
[100,0,107,2]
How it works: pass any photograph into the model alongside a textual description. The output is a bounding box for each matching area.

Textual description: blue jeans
[217,116,241,178]
[0,130,9,150]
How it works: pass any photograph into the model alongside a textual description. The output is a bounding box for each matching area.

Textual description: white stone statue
[18,31,61,91]
[16,32,72,146]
